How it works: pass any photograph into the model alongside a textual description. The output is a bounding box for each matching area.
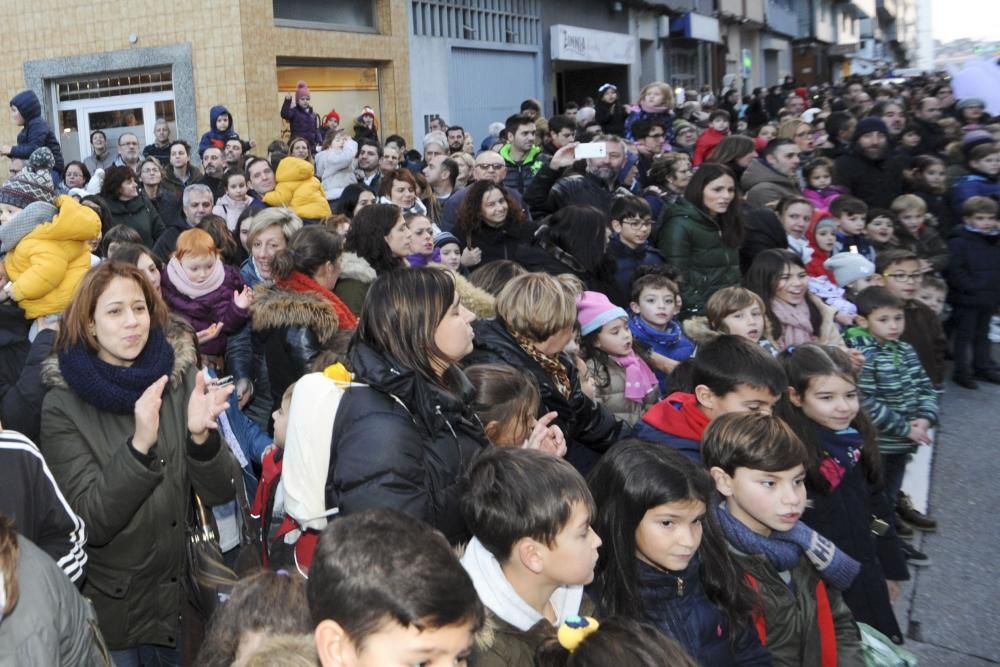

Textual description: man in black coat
[833,117,906,210]
[523,137,626,218]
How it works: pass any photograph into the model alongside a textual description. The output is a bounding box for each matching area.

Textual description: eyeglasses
[623,218,653,230]
[883,272,922,283]
[476,164,504,171]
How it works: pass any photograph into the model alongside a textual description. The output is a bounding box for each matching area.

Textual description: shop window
[273,0,376,32]
[277,64,380,142]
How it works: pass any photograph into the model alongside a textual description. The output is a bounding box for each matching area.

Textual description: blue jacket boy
[8,90,65,174]
[198,105,247,157]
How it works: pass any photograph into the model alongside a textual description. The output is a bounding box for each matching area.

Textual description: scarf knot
[713,502,860,590]
[57,327,176,414]
[771,297,814,348]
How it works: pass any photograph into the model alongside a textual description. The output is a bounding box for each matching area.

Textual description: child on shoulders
[802,157,846,211]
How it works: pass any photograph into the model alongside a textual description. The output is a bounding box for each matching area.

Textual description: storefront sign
[829,43,860,56]
[550,25,636,65]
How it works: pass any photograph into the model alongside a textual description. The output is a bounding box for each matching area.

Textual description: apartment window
[273,0,376,32]
[411,0,541,45]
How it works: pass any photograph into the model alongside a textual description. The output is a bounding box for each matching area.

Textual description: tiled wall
[0,0,411,161]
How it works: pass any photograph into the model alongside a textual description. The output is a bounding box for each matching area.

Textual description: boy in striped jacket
[844,287,939,544]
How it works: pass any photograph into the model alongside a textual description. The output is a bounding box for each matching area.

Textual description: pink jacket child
[159,228,253,358]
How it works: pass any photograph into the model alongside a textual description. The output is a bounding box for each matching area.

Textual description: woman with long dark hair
[655,163,744,319]
[455,180,536,269]
[39,262,234,661]
[100,165,165,247]
[338,202,410,315]
[743,248,843,350]
[327,267,488,542]
[706,136,758,182]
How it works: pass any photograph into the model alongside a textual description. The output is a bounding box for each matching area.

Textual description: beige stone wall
[0,0,410,160]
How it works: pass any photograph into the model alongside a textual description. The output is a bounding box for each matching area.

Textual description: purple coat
[160,263,248,357]
[281,99,323,150]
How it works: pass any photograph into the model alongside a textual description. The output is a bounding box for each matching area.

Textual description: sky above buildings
[932,0,1000,43]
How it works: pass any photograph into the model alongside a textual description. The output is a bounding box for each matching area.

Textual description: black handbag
[184,492,238,620]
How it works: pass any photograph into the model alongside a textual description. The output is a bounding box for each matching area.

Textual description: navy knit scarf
[58,328,175,415]
[713,501,860,591]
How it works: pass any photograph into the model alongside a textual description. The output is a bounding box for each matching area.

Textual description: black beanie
[853,117,889,142]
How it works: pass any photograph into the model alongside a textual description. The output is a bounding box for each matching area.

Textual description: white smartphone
[574,142,607,159]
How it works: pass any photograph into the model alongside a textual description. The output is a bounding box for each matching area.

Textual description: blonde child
[213,171,253,233]
[889,194,948,273]
[683,286,780,356]
[160,228,253,364]
[578,291,658,425]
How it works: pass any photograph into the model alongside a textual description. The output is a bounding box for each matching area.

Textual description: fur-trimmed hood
[338,252,377,284]
[428,262,496,320]
[683,314,778,349]
[250,284,340,344]
[41,317,198,390]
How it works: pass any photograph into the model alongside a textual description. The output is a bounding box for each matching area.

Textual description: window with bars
[56,69,173,102]
[411,0,541,45]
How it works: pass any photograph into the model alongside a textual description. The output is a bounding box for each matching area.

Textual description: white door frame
[50,85,175,157]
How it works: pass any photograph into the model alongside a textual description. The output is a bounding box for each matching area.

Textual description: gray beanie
[0,147,55,210]
[824,252,875,288]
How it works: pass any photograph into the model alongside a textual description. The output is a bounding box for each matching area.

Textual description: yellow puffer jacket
[6,195,101,319]
[263,157,333,219]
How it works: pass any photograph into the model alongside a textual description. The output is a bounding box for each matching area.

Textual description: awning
[670,13,721,43]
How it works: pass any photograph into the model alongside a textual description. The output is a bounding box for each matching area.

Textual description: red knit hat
[295,81,311,102]
[323,109,340,127]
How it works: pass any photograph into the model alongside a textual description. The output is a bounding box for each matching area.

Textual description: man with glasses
[439,151,529,232]
[631,118,667,188]
[113,132,142,175]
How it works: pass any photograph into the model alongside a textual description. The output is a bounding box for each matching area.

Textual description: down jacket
[326,342,489,543]
[655,198,741,319]
[263,157,332,220]
[39,326,237,650]
[463,319,623,474]
[314,140,359,201]
[5,195,101,319]
[250,282,343,414]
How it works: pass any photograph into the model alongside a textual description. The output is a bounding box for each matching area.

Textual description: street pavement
[891,375,1000,665]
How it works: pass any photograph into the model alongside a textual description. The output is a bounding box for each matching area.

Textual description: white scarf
[460,537,584,631]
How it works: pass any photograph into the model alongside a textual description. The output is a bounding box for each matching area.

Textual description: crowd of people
[0,70,997,666]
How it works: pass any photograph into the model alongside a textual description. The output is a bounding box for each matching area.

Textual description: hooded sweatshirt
[8,90,65,173]
[630,392,709,462]
[198,105,240,157]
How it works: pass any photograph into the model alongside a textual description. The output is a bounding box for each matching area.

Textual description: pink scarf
[771,298,815,348]
[166,255,225,298]
[613,351,658,403]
